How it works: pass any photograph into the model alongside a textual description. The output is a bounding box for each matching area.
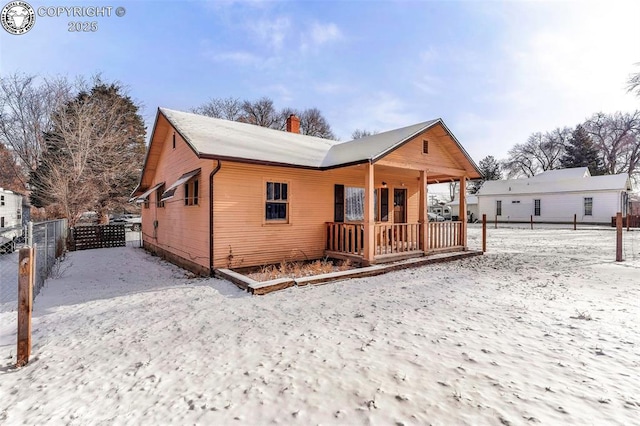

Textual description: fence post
[482,214,487,253]
[530,215,533,230]
[616,212,623,262]
[17,246,34,367]
[573,214,577,231]
[27,221,33,246]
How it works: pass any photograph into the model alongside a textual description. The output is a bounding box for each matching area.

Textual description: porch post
[363,162,375,263]
[459,177,467,249]
[419,170,428,253]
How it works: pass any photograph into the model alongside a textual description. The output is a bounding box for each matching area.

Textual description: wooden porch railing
[326,222,364,255]
[428,221,463,250]
[374,223,421,254]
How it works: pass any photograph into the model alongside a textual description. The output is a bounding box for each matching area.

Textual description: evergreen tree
[560,125,605,175]
[469,155,502,194]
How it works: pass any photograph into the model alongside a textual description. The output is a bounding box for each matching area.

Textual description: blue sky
[1,0,639,165]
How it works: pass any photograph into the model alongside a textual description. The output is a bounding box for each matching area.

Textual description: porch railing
[374,223,421,254]
[326,222,364,255]
[428,221,463,250]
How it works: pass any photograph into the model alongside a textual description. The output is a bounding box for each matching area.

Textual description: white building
[0,188,23,245]
[447,195,479,222]
[476,168,632,224]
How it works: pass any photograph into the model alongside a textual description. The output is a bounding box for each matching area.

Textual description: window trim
[264,180,290,223]
[534,199,541,216]
[584,197,593,216]
[156,184,165,208]
[184,178,199,206]
[422,139,429,154]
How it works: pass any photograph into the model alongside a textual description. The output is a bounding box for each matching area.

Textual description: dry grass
[246,259,355,281]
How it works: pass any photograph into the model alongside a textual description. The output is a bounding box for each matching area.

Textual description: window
[334,185,388,223]
[17,209,21,220]
[345,187,365,221]
[534,199,541,216]
[512,200,520,204]
[584,197,593,216]
[266,182,288,221]
[496,200,502,216]
[422,140,429,154]
[0,217,4,228]
[0,195,4,206]
[156,184,165,208]
[143,199,149,209]
[184,179,199,206]
[172,133,176,149]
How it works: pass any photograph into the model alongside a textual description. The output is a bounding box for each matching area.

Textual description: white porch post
[363,163,375,263]
[459,177,467,249]
[419,170,428,253]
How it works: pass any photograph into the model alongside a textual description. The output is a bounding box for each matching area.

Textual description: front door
[393,189,406,223]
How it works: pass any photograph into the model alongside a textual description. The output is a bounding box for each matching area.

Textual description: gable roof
[134,108,481,194]
[476,168,631,196]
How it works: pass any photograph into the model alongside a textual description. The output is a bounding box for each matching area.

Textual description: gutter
[209,160,222,275]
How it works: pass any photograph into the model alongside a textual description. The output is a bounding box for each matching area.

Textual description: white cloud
[310,22,342,45]
[207,50,262,65]
[249,16,291,50]
[301,22,343,51]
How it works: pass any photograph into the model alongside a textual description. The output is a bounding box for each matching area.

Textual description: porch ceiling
[373,164,467,184]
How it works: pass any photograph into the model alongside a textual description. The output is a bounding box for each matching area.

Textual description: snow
[1,225,639,424]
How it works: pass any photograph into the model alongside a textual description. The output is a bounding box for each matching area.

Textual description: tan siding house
[132,108,481,275]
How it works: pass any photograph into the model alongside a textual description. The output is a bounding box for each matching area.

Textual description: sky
[1,0,639,166]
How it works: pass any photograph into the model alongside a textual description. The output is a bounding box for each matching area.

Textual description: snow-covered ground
[1,226,639,425]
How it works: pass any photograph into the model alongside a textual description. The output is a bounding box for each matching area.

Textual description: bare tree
[351,129,378,139]
[502,128,570,178]
[30,79,145,225]
[298,108,335,139]
[191,97,243,121]
[448,181,458,202]
[583,111,640,177]
[0,143,24,191]
[240,97,279,128]
[627,63,640,98]
[0,73,71,186]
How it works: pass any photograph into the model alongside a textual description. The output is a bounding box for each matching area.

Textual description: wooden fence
[70,225,126,251]
[610,215,640,228]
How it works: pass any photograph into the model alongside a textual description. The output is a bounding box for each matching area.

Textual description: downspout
[209,160,222,275]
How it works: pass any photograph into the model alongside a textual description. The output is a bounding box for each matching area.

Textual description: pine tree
[560,125,605,175]
[469,155,502,194]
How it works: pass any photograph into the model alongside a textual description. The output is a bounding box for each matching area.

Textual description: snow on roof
[321,120,440,167]
[161,108,340,168]
[477,168,631,196]
[447,195,478,206]
[160,108,442,169]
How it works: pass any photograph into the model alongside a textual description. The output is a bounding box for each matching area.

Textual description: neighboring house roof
[476,168,632,196]
[447,195,478,206]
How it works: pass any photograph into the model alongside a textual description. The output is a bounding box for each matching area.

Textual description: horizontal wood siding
[376,124,475,181]
[213,162,420,268]
[141,130,213,270]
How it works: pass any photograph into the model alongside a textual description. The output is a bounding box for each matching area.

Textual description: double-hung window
[266,182,288,221]
[584,197,593,216]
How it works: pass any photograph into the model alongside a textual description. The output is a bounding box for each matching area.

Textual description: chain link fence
[27,219,68,297]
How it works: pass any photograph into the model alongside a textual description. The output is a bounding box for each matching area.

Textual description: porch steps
[216,250,483,295]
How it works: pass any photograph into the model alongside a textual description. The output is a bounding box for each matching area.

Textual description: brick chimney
[286,114,300,134]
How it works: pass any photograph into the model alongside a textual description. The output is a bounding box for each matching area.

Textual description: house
[131,108,482,275]
[447,195,479,222]
[0,188,24,249]
[475,168,632,224]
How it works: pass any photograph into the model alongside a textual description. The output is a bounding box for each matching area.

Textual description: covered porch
[324,161,470,265]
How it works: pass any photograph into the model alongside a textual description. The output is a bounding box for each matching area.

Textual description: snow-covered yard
[1,225,639,425]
